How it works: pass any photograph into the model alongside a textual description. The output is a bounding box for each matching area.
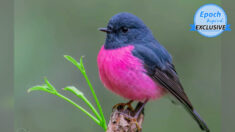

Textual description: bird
[97,12,209,132]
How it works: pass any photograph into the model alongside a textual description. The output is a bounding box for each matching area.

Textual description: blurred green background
[0,0,13,132]
[15,0,221,132]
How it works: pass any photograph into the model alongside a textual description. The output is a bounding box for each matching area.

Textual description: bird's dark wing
[149,62,193,108]
[132,44,209,132]
[132,44,192,108]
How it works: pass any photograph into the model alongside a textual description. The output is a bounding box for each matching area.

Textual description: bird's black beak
[98,27,111,33]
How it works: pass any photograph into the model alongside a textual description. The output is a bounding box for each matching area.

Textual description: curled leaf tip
[27,88,32,93]
[63,86,84,97]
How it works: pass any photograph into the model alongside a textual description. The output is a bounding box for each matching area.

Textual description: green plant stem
[81,70,107,130]
[55,92,100,125]
[80,95,102,121]
[66,86,102,121]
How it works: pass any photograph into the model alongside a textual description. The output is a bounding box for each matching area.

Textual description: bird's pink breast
[97,45,165,101]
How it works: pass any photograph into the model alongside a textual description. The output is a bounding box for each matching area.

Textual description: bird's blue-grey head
[99,12,156,49]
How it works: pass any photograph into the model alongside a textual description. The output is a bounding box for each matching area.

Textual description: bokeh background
[15,0,221,132]
[0,0,13,132]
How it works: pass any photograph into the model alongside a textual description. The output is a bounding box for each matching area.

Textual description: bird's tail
[184,106,210,132]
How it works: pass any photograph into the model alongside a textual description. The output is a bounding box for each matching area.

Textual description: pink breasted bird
[97,12,209,132]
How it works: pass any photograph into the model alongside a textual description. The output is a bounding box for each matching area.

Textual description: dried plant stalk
[106,106,144,132]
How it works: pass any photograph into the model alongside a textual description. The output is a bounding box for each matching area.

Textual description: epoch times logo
[190,4,231,37]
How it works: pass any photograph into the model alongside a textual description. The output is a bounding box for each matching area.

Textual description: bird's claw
[131,118,142,132]
[124,116,142,132]
[112,100,134,111]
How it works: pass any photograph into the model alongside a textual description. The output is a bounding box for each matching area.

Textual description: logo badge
[190,4,231,37]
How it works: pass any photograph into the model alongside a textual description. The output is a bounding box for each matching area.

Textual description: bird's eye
[121,27,128,33]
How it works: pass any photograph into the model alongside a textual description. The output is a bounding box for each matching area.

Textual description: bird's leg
[112,100,134,111]
[122,99,148,132]
[134,99,148,119]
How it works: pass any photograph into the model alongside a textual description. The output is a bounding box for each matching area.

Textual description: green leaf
[27,85,57,95]
[44,77,57,91]
[63,86,84,97]
[28,80,101,126]
[28,79,58,94]
[64,55,80,68]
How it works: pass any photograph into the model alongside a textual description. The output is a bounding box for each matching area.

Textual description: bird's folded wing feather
[132,44,193,109]
[150,64,193,109]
